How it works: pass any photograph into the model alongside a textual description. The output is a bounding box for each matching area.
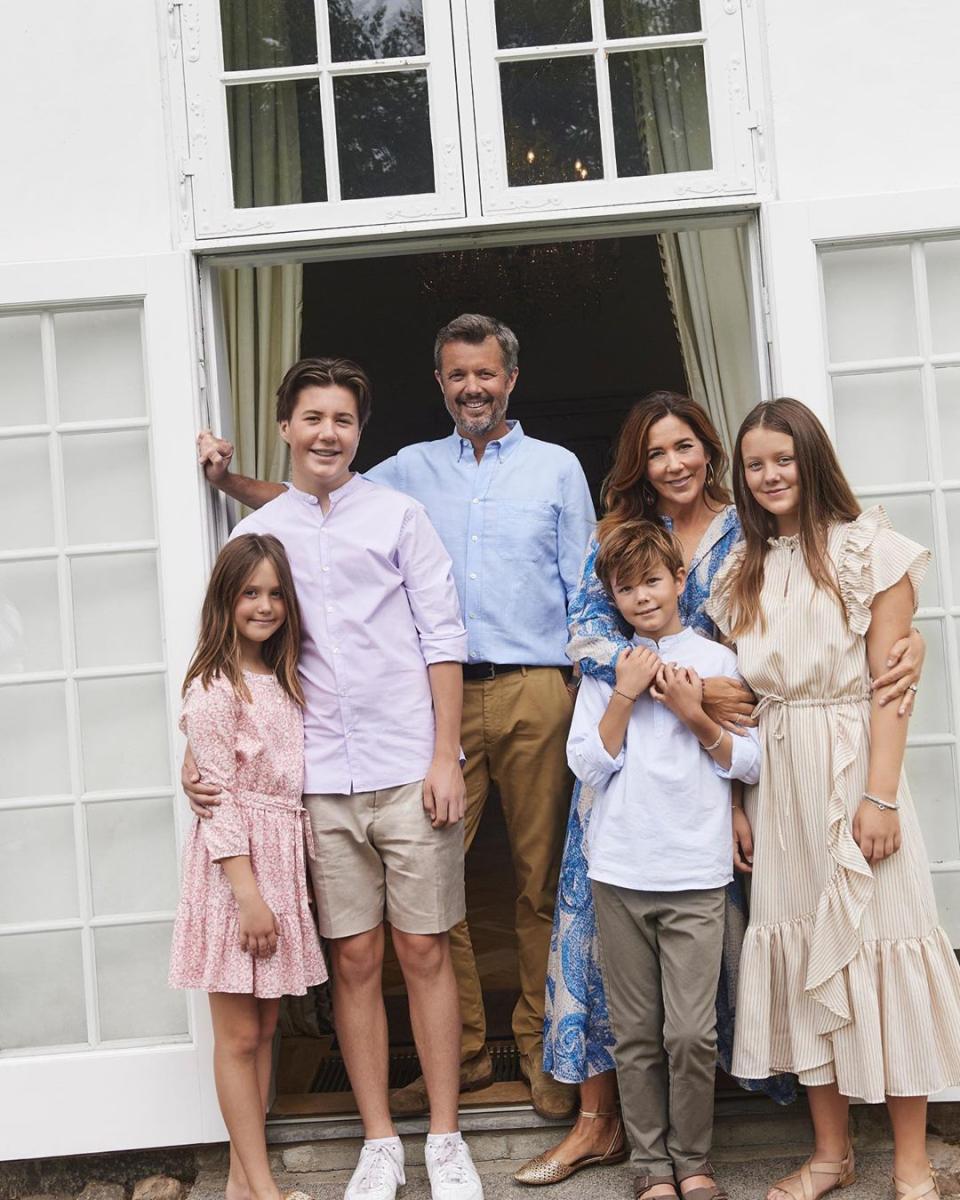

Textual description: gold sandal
[769,1145,856,1199]
[893,1164,940,1200]
[513,1107,628,1185]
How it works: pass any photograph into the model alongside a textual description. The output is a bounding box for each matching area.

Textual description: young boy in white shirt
[566,520,760,1200]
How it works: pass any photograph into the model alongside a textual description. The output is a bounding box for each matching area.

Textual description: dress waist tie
[238,788,316,862]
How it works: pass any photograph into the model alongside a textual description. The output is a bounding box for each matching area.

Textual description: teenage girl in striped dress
[707,398,960,1200]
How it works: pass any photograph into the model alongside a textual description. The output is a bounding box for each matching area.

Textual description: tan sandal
[893,1164,940,1200]
[513,1107,628,1185]
[675,1161,729,1200]
[769,1145,856,1200]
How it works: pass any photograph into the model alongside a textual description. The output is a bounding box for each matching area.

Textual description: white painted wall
[0,1,175,266]
[762,0,960,203]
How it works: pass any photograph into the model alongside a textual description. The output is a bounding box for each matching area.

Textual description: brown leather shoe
[389,1046,495,1116]
[519,1052,578,1120]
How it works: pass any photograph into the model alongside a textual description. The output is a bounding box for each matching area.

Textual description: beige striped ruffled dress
[707,506,960,1102]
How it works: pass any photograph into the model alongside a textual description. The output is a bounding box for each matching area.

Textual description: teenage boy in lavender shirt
[188,357,482,1200]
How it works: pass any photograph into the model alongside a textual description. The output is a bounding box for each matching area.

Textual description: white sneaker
[344,1137,406,1200]
[424,1134,483,1200]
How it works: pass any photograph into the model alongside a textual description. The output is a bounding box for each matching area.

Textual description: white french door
[0,254,223,1158]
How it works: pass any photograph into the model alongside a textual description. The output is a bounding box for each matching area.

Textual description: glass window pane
[0,559,62,674]
[87,799,179,917]
[329,0,425,61]
[78,674,171,793]
[906,744,960,862]
[95,923,187,1041]
[832,371,927,488]
[55,309,145,424]
[72,552,162,669]
[226,80,326,209]
[0,682,70,799]
[220,0,317,71]
[868,493,939,608]
[495,0,591,48]
[821,244,917,363]
[925,238,960,356]
[945,490,960,603]
[609,47,711,177]
[935,367,960,475]
[911,619,952,737]
[0,314,45,428]
[604,0,701,38]
[61,430,155,545]
[0,806,78,924]
[500,57,603,187]
[334,71,434,200]
[0,437,54,551]
[0,930,86,1050]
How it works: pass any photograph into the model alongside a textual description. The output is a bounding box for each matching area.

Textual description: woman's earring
[706,461,716,488]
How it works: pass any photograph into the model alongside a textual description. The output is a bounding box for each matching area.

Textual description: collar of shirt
[632,626,697,654]
[452,419,525,463]
[286,472,363,509]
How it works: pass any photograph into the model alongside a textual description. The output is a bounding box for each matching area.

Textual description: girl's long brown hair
[598,391,732,543]
[726,398,861,636]
[182,534,305,706]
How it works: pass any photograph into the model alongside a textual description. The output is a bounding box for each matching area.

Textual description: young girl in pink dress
[169,533,326,1200]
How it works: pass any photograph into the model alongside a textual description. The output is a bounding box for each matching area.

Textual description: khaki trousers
[450,666,573,1061]
[592,881,725,1179]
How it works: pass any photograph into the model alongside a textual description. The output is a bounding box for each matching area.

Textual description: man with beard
[188,314,595,1119]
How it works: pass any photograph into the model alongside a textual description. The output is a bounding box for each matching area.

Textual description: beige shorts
[303,780,466,939]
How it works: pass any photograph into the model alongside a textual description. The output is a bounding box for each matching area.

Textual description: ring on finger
[908,683,919,694]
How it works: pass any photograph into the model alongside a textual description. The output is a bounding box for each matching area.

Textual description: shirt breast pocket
[494,501,557,563]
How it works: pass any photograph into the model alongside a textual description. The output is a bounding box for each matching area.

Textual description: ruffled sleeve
[565,536,632,685]
[837,505,930,636]
[180,675,250,862]
[704,541,747,639]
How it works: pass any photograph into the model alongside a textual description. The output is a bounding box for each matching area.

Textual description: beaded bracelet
[863,791,899,812]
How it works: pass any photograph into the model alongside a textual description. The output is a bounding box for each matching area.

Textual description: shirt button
[471,535,478,542]
[469,612,477,619]
[470,651,479,659]
[327,605,334,612]
[321,565,330,572]
[472,498,479,504]
[469,572,477,580]
[332,647,339,654]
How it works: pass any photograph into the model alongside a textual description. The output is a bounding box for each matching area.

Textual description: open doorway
[207,221,762,1120]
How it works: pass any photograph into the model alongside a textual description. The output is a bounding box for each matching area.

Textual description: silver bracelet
[863,791,899,812]
[701,728,724,753]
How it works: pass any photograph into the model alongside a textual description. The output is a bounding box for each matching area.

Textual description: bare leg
[533,1070,622,1166]
[224,999,281,1200]
[887,1095,931,1190]
[210,994,282,1200]
[329,925,395,1140]
[392,929,460,1134]
[768,1083,850,1200]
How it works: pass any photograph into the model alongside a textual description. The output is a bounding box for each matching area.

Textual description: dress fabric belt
[236,788,315,861]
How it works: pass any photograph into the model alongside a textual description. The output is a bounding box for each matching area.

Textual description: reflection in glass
[0,559,61,675]
[55,308,145,424]
[334,71,434,199]
[609,47,710,177]
[87,799,179,916]
[500,57,602,187]
[72,553,162,669]
[495,0,591,49]
[61,429,155,545]
[821,245,917,363]
[220,0,317,71]
[0,930,86,1050]
[906,744,960,861]
[78,674,171,794]
[0,806,78,924]
[328,0,424,61]
[96,923,188,1041]
[926,239,960,355]
[0,437,55,551]
[227,80,326,209]
[0,682,70,799]
[871,492,939,609]
[832,370,927,488]
[604,0,700,38]
[0,314,45,428]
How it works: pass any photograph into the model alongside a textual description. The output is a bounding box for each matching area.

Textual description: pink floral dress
[168,671,327,998]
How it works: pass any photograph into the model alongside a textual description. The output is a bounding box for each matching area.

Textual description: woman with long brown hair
[708,399,959,1200]
[518,392,924,1192]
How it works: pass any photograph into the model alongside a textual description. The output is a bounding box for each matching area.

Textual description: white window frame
[179,0,465,238]
[465,0,757,217]
[0,253,224,1158]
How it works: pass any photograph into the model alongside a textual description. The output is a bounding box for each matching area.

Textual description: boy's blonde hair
[594,520,685,596]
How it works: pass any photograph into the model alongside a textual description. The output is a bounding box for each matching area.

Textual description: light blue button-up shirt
[365,421,596,666]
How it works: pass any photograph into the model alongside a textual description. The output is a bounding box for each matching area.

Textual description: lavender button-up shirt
[232,474,467,794]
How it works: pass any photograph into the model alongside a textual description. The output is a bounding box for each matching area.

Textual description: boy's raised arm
[197,430,285,510]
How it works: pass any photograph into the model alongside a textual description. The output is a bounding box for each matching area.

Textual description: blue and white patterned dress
[542,505,795,1104]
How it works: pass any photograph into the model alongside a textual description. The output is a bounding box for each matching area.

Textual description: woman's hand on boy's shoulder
[614,645,661,699]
